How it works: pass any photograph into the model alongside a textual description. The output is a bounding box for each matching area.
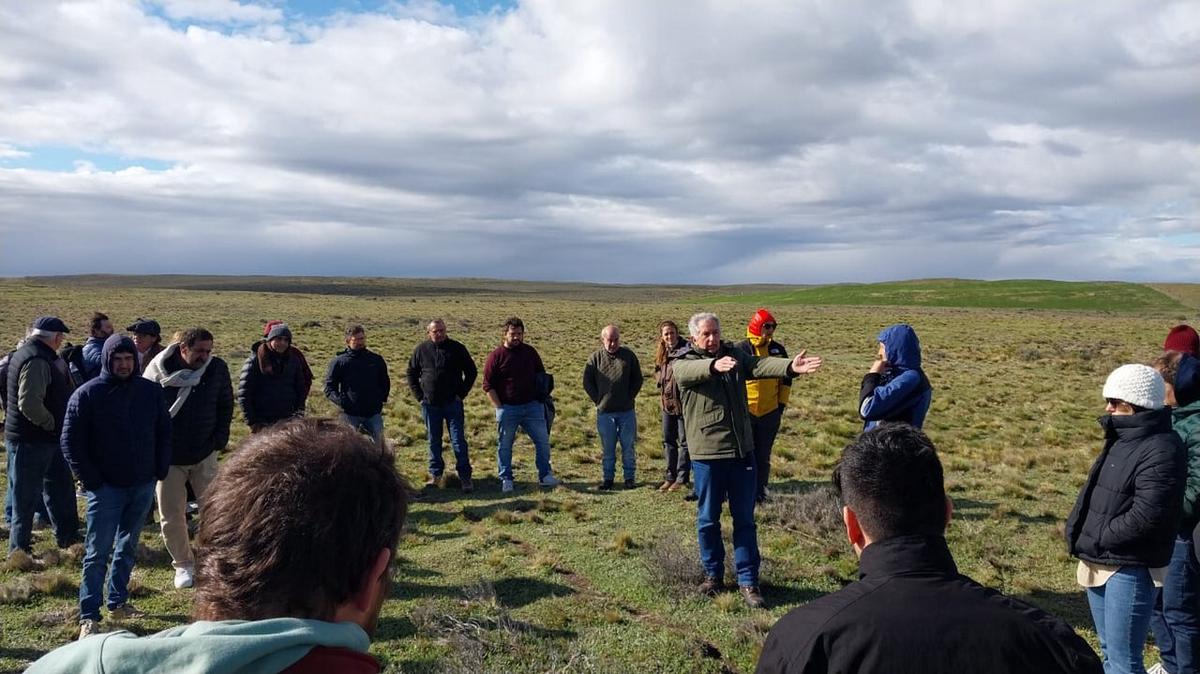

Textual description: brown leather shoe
[667,481,684,492]
[698,576,725,597]
[658,480,673,492]
[739,585,766,609]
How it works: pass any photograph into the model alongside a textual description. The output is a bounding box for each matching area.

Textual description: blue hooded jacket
[61,334,172,490]
[858,324,932,430]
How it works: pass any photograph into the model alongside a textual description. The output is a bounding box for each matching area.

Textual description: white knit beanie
[1102,364,1165,410]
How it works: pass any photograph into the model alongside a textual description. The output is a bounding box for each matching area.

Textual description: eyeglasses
[761,323,777,330]
[1105,398,1124,407]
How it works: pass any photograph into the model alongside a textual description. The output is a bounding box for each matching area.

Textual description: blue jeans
[8,439,79,553]
[79,482,155,620]
[693,458,760,587]
[340,413,384,446]
[1151,535,1200,674]
[5,442,50,526]
[496,402,552,481]
[1087,566,1158,674]
[598,409,637,482]
[422,398,471,479]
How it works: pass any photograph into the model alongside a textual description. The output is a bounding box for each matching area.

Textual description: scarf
[143,343,213,418]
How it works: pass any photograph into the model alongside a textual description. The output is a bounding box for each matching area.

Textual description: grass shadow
[1016,588,1095,635]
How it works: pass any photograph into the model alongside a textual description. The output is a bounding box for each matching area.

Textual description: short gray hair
[688,312,720,337]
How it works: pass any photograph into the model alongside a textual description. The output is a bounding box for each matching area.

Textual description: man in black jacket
[325,324,390,448]
[407,319,477,492]
[756,424,1102,674]
[143,327,233,590]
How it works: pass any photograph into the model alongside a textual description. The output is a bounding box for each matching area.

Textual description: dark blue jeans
[79,482,155,620]
[5,441,50,525]
[8,439,79,553]
[693,457,760,587]
[1151,535,1200,674]
[422,398,471,479]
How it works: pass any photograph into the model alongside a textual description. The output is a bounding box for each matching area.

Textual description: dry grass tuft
[760,485,843,538]
[713,592,740,613]
[642,535,702,597]
[609,530,635,554]
[3,549,42,573]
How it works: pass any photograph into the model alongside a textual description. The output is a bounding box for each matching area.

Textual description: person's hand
[713,356,738,373]
[791,349,823,375]
[869,358,889,374]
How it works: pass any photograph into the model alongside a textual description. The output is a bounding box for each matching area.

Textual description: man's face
[693,319,721,355]
[347,331,366,351]
[93,319,114,340]
[110,351,136,380]
[131,332,157,353]
[427,322,447,344]
[267,336,291,354]
[179,339,213,369]
[50,333,66,351]
[503,326,524,348]
[601,328,620,354]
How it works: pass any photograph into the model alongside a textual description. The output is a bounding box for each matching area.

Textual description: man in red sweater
[482,317,559,493]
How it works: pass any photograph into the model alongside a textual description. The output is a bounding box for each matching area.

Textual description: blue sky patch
[1,145,174,173]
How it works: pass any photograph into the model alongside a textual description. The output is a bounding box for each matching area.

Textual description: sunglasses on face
[762,323,777,330]
[1105,398,1125,407]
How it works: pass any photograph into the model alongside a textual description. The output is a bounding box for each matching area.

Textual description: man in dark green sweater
[583,325,643,490]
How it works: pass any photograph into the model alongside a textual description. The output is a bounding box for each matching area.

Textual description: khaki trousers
[156,452,218,570]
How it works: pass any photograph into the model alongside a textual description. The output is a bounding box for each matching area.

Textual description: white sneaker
[78,619,99,640]
[173,566,194,589]
[1147,664,1170,674]
[501,479,514,493]
[538,474,560,487]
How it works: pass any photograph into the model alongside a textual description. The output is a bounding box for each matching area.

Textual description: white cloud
[0,0,1196,282]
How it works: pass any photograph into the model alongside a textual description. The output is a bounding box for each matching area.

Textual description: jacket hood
[1176,354,1199,408]
[100,334,138,380]
[26,618,370,674]
[878,324,921,370]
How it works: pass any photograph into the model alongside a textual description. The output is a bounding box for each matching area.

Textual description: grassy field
[707,278,1188,312]
[0,276,1196,673]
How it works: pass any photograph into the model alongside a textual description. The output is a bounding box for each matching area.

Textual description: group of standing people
[1066,325,1200,674]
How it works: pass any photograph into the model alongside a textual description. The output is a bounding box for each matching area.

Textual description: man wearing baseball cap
[4,316,81,557]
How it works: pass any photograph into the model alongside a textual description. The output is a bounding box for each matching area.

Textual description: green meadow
[0,276,1196,673]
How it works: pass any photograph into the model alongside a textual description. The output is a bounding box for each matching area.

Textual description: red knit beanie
[263,319,284,338]
[1165,325,1200,357]
[748,309,776,337]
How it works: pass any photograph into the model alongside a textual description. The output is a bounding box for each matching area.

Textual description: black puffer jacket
[324,348,390,417]
[237,341,307,427]
[157,352,233,466]
[1065,408,1185,568]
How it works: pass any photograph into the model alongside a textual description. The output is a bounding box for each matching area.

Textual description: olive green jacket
[672,341,794,461]
[1175,399,1200,531]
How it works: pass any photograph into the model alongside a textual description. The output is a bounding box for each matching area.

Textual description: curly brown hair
[193,417,409,622]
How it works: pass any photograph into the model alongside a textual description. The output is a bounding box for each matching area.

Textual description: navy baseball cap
[31,316,70,333]
[126,318,161,336]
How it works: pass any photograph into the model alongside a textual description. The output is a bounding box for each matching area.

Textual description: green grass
[705,279,1187,312]
[0,277,1196,672]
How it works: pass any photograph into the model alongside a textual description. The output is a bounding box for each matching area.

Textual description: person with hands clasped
[858,324,932,430]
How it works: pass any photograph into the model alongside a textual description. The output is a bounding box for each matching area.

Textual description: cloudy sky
[1,0,1197,284]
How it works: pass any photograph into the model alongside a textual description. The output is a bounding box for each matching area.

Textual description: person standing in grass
[144,327,233,590]
[673,312,822,609]
[858,323,932,430]
[70,312,114,385]
[737,309,793,504]
[5,316,81,557]
[482,317,560,493]
[237,323,309,432]
[757,424,1103,674]
[62,335,171,640]
[27,418,410,673]
[407,318,478,493]
[1149,352,1200,674]
[1066,364,1185,674]
[654,320,691,494]
[125,318,165,375]
[583,324,643,490]
[324,324,391,447]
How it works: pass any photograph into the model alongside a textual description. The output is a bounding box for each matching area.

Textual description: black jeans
[661,412,690,483]
[749,406,783,497]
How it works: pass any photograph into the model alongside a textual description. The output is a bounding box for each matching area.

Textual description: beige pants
[156,452,219,570]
